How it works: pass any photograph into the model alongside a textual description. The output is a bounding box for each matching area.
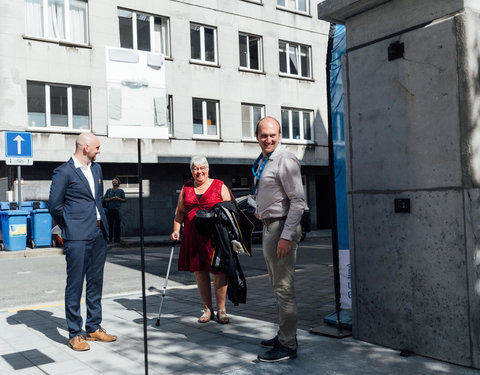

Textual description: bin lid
[0,210,29,216]
[22,201,47,209]
[0,202,15,210]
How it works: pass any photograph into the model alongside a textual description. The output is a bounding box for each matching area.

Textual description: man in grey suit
[49,133,117,351]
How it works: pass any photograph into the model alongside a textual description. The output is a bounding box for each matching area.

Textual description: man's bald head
[75,132,98,153]
[255,116,281,137]
[74,132,101,164]
[255,116,282,156]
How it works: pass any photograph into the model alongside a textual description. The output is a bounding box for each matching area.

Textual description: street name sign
[5,131,33,165]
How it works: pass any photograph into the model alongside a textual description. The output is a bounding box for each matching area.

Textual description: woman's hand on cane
[170,232,180,242]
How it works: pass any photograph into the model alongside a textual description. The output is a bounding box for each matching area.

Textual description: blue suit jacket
[49,158,109,241]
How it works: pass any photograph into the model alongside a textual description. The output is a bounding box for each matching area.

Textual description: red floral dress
[178,179,224,273]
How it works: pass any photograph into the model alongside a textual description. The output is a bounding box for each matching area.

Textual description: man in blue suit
[49,133,117,351]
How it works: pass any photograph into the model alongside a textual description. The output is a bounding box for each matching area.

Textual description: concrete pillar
[318,0,480,368]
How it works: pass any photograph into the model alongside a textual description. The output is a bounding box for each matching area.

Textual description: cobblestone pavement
[134,233,336,331]
[0,233,478,374]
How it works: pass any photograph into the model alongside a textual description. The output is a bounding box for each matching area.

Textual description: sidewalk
[0,231,478,374]
[0,291,477,374]
[0,229,332,258]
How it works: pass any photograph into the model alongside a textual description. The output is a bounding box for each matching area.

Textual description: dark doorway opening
[316,174,332,229]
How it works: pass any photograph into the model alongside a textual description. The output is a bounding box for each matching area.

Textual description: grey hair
[190,155,209,170]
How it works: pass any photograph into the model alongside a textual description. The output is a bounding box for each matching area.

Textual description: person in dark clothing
[49,132,117,351]
[103,177,126,243]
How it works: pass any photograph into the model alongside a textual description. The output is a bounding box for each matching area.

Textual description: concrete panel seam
[463,190,475,366]
[349,186,468,194]
[346,10,463,53]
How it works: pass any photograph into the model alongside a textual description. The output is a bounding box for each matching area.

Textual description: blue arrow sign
[5,132,33,158]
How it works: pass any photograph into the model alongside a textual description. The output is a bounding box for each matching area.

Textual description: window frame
[27,81,91,131]
[24,0,90,46]
[167,94,174,136]
[280,107,314,143]
[276,0,310,15]
[192,98,220,139]
[117,8,171,57]
[238,32,263,72]
[190,23,218,66]
[241,103,265,140]
[279,40,312,79]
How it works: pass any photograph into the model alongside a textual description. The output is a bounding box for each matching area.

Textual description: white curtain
[286,0,296,10]
[289,45,298,75]
[25,0,44,37]
[70,0,87,44]
[48,0,65,40]
[154,17,169,55]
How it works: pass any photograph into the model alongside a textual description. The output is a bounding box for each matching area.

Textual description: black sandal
[217,309,230,324]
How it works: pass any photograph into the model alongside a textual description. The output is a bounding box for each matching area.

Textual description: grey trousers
[262,218,302,350]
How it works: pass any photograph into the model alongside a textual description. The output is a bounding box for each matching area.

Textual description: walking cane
[155,240,177,326]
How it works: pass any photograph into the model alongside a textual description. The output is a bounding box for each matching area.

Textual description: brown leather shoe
[68,335,90,351]
[86,327,117,342]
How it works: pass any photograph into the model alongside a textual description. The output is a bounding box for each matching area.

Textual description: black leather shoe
[258,344,297,362]
[261,336,280,348]
[260,335,297,348]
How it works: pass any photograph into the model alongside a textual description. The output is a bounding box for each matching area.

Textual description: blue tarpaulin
[329,25,351,310]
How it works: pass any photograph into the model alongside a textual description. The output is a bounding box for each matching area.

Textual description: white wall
[0,0,329,165]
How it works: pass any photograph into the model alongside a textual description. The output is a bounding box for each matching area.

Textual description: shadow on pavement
[7,309,68,345]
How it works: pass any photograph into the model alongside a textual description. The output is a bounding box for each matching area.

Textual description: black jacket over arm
[209,201,254,305]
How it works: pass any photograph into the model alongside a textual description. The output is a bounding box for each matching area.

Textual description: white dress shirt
[72,155,101,220]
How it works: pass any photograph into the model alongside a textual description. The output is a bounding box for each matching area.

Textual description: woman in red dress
[170,156,232,324]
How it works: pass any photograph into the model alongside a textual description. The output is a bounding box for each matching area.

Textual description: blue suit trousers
[64,226,107,338]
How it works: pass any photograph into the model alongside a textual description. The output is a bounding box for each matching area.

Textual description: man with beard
[49,133,117,351]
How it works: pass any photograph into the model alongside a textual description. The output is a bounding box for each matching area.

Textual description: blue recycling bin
[0,210,28,251]
[30,209,52,248]
[20,201,48,247]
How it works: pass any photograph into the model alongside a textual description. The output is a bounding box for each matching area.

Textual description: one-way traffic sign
[5,132,33,165]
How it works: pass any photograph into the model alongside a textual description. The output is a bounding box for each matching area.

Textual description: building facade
[0,0,330,235]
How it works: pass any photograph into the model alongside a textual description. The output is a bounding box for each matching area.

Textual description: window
[167,95,173,136]
[231,175,251,191]
[239,33,263,71]
[118,9,170,56]
[281,108,313,141]
[116,175,137,194]
[27,81,90,130]
[25,0,88,44]
[241,103,264,138]
[277,0,309,13]
[190,23,217,64]
[192,98,219,137]
[279,41,311,78]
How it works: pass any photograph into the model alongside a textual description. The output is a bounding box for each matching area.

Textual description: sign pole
[17,166,22,210]
[138,139,149,375]
[4,131,33,208]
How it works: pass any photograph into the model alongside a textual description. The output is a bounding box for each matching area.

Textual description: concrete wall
[319,0,480,368]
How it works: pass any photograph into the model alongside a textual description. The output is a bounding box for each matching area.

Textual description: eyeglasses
[192,166,208,172]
